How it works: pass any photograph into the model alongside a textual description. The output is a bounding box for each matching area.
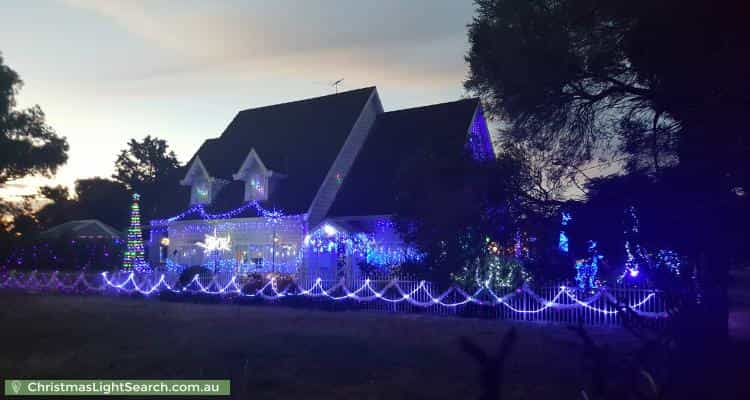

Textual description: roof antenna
[332,78,344,94]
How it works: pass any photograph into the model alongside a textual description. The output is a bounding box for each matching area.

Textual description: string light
[151,200,421,273]
[575,240,602,290]
[0,271,666,318]
[122,193,150,272]
[559,212,571,253]
[466,106,494,161]
[619,207,682,282]
[151,201,266,226]
[304,223,424,267]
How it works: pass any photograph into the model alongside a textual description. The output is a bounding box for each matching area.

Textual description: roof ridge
[236,86,377,114]
[384,97,478,115]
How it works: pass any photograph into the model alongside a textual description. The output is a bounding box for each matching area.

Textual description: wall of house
[163,216,306,273]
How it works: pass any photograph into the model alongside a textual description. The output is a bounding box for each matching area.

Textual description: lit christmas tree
[122,193,150,272]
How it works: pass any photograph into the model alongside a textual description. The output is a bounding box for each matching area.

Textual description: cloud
[62,0,474,88]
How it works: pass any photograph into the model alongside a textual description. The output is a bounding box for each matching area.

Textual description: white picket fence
[0,270,668,326]
[293,276,667,325]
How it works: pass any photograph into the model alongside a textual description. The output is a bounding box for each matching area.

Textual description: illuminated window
[245,174,268,201]
[191,181,211,204]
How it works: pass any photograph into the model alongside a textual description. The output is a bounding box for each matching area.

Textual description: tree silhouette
[465,0,748,395]
[75,178,131,230]
[393,146,562,287]
[33,178,131,231]
[465,0,747,180]
[0,53,69,188]
[113,135,180,221]
[34,185,76,230]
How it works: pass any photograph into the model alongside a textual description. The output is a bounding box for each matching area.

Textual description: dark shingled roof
[153,87,376,218]
[40,220,123,240]
[327,98,479,217]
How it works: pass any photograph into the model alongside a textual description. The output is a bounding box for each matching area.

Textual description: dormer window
[233,149,278,202]
[180,156,215,205]
[247,175,266,199]
[191,179,211,204]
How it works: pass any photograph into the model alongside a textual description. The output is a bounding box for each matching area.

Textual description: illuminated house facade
[148,87,493,279]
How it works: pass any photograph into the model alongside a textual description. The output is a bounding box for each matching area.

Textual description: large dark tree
[74,178,131,230]
[466,0,748,180]
[0,54,68,250]
[0,52,68,242]
[466,0,748,396]
[33,178,131,232]
[394,141,563,288]
[33,185,75,230]
[113,135,180,220]
[0,53,69,188]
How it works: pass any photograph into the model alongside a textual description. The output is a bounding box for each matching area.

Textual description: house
[148,87,493,279]
[40,219,123,241]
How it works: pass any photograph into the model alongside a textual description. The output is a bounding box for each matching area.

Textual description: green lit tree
[122,193,149,272]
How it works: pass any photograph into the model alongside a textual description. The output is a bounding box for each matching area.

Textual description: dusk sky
[0,0,476,201]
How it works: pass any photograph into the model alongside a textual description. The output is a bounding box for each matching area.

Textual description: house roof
[39,219,123,240]
[153,87,377,218]
[311,215,395,235]
[327,98,480,217]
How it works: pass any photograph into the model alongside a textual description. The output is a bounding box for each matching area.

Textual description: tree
[0,53,68,188]
[33,179,131,232]
[393,140,561,288]
[0,53,68,253]
[465,0,748,395]
[113,135,180,220]
[465,0,748,180]
[74,178,131,230]
[38,185,70,204]
[33,185,76,230]
[122,193,148,272]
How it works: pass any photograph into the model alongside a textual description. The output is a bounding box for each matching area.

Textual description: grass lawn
[0,292,744,399]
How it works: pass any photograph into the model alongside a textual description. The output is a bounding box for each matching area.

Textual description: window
[191,180,211,204]
[245,174,268,201]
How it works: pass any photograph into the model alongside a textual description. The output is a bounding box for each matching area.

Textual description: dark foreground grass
[0,292,724,399]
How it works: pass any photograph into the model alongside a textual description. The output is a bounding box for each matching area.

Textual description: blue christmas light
[304,222,424,267]
[558,212,571,253]
[575,240,601,289]
[467,106,494,162]
[621,206,648,282]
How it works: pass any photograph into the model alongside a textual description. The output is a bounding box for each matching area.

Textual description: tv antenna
[313,78,345,94]
[332,78,344,94]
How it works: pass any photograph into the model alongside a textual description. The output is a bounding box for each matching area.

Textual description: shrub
[177,266,212,288]
[242,272,265,294]
[241,272,296,294]
[358,260,378,279]
[273,273,295,291]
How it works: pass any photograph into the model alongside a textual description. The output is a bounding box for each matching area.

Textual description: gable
[232,148,272,180]
[184,87,378,214]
